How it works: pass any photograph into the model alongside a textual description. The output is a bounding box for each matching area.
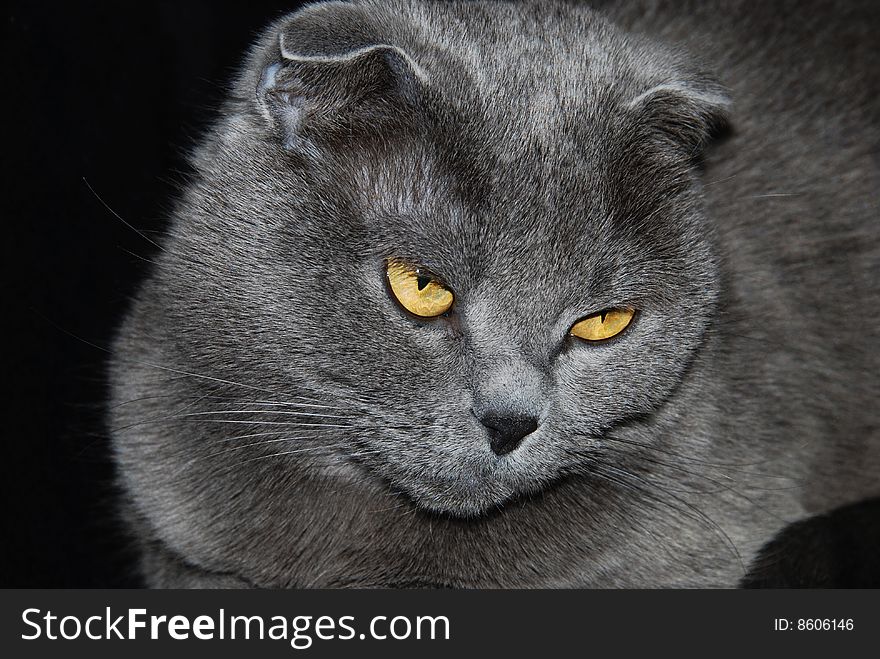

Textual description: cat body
[110,0,880,587]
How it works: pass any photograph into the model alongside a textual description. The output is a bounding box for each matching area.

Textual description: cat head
[151,0,730,517]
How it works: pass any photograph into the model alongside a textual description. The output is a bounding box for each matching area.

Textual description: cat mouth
[341,424,561,517]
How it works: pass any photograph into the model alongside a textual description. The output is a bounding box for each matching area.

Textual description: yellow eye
[386,259,454,318]
[570,308,635,342]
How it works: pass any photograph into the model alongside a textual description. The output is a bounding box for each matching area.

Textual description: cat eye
[570,308,636,342]
[386,259,454,318]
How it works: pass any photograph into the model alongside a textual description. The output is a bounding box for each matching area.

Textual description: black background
[3,1,308,587]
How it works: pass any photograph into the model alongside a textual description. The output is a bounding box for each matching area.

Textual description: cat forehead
[399,2,635,141]
[350,142,642,285]
[342,123,695,300]
[353,139,599,235]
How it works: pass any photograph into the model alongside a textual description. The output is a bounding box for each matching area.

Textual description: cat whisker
[130,398,344,411]
[112,416,356,433]
[594,433,793,474]
[206,435,314,458]
[567,448,722,495]
[747,192,802,199]
[174,410,351,420]
[593,463,745,574]
[213,437,381,464]
[138,390,224,435]
[52,317,296,400]
[224,400,341,409]
[601,443,801,490]
[111,393,344,411]
[584,465,696,567]
[238,443,348,464]
[83,177,166,252]
[339,449,385,461]
[119,246,162,266]
[213,430,302,443]
[597,445,799,528]
[193,419,357,428]
[367,489,419,515]
[211,443,350,477]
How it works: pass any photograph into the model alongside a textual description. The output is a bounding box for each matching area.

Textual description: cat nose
[478,412,539,456]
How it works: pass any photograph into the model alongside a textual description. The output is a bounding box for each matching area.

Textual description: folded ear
[627,75,731,155]
[254,2,426,151]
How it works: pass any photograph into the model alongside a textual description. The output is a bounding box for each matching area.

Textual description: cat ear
[255,2,426,150]
[626,77,731,154]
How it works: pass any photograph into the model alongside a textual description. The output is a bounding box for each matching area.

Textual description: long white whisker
[206,435,314,458]
[239,444,346,464]
[112,416,355,433]
[83,177,166,252]
[179,410,350,419]
[111,394,342,410]
[213,430,296,443]
[598,463,744,573]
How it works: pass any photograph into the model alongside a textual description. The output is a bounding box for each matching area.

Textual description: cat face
[158,1,727,517]
[295,154,718,516]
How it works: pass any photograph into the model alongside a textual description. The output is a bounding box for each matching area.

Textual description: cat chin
[409,492,513,519]
[399,473,538,518]
[366,439,566,517]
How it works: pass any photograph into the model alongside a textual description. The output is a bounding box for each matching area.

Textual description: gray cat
[109,0,880,587]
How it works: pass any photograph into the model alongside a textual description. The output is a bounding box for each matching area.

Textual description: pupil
[416,275,431,291]
[600,311,608,322]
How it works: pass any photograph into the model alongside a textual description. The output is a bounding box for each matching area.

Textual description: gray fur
[109,0,880,587]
